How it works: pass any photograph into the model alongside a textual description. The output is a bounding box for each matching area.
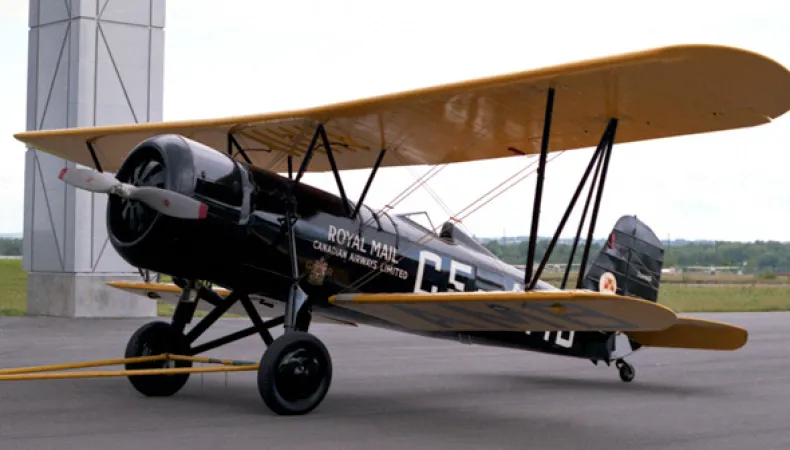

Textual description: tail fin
[582,215,664,302]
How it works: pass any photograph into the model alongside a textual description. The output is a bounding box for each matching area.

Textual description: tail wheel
[616,359,635,383]
[124,321,192,397]
[257,331,332,415]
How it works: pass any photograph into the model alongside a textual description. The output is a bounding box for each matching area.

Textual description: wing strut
[524,88,555,288]
[529,118,618,289]
[575,120,618,287]
[352,148,388,219]
[561,130,606,289]
[519,84,620,289]
[275,123,388,330]
[86,141,103,172]
[318,125,353,217]
[287,123,389,221]
[227,132,253,165]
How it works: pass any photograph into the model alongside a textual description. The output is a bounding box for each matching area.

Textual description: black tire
[124,321,192,397]
[618,361,635,383]
[257,331,332,415]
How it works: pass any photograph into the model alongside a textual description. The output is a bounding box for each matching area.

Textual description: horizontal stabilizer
[329,290,678,332]
[626,317,748,350]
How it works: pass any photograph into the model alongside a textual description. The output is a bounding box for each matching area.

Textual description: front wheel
[257,331,332,415]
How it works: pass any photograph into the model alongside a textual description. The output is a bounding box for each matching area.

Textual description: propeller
[58,167,208,220]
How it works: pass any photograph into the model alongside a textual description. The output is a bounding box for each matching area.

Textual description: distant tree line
[482,238,790,274]
[0,238,22,256]
[3,236,790,273]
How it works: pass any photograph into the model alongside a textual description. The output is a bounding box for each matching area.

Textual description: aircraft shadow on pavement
[319,392,637,447]
[476,372,726,398]
[168,382,643,447]
[0,372,726,448]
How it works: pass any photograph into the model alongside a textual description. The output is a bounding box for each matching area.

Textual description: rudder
[582,215,664,302]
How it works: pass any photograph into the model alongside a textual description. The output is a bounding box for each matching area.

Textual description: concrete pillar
[22,0,165,317]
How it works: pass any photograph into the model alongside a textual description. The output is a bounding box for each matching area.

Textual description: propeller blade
[58,166,208,220]
[129,187,208,220]
[58,167,119,193]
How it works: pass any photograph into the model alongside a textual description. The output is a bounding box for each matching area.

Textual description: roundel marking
[599,272,617,294]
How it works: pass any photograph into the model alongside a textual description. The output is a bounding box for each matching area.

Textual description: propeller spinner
[58,167,208,220]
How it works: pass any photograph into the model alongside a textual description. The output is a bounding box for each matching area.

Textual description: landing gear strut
[252,140,334,415]
[616,359,635,382]
[124,280,331,415]
[122,124,381,415]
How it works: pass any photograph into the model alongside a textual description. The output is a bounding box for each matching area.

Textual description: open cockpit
[394,211,496,258]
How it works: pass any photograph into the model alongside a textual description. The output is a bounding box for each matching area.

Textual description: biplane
[6,44,790,416]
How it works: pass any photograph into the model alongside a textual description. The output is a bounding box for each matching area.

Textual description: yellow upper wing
[329,290,678,332]
[14,45,790,173]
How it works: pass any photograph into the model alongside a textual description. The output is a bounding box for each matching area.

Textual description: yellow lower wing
[106,281,356,326]
[626,317,748,350]
[107,281,231,300]
[329,290,678,332]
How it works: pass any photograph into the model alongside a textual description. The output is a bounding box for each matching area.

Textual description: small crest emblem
[306,258,332,285]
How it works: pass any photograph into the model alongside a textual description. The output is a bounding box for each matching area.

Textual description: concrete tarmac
[0,312,788,450]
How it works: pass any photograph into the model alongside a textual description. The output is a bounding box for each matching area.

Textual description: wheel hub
[275,348,324,401]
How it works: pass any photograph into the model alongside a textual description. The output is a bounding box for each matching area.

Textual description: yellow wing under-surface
[328,290,679,332]
[13,45,790,173]
[106,281,356,326]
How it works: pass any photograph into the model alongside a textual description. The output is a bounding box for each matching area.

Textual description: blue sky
[1,1,790,241]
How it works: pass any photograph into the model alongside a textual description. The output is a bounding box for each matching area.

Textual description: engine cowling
[106,134,279,290]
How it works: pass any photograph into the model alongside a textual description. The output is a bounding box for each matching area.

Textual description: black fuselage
[107,135,619,363]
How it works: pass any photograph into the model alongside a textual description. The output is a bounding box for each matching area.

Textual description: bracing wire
[340,150,567,293]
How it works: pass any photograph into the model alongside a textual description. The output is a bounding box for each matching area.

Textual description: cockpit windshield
[395,211,438,235]
[395,211,496,258]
